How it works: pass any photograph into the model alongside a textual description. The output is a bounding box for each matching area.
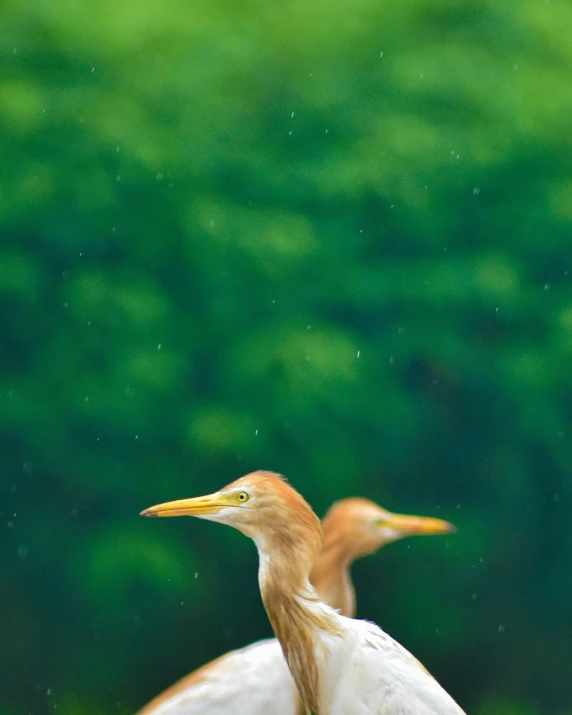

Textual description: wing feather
[138,639,297,714]
[324,619,465,715]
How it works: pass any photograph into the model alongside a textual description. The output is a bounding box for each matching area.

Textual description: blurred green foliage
[1,0,571,713]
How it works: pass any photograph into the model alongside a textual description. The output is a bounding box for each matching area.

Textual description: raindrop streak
[356,350,361,359]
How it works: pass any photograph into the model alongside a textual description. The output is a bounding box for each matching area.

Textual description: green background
[1,0,570,713]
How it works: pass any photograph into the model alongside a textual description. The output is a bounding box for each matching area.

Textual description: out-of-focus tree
[1,0,571,713]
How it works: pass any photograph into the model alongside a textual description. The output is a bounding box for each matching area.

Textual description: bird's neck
[310,541,356,618]
[256,541,343,715]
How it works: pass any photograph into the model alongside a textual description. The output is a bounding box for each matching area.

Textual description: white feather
[141,618,465,715]
[139,639,297,714]
[319,615,465,715]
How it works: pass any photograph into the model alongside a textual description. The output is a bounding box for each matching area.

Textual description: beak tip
[140,508,156,517]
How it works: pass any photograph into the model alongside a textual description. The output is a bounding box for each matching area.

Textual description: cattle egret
[140,471,464,715]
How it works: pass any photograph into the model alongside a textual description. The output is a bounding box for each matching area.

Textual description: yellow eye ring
[237,491,249,503]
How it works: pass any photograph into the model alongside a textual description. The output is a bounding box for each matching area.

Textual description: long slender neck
[310,540,356,618]
[256,540,342,714]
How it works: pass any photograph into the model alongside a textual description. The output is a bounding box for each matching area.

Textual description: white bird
[140,470,465,715]
[138,496,455,715]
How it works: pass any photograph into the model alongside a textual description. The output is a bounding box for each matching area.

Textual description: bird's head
[322,497,456,560]
[141,470,323,567]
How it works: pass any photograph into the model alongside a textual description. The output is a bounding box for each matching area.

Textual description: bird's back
[137,638,297,714]
[321,618,466,715]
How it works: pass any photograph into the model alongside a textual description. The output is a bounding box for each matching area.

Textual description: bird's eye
[237,491,249,503]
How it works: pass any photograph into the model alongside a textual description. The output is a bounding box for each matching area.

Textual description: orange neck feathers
[247,473,342,714]
[310,498,377,618]
[310,538,356,618]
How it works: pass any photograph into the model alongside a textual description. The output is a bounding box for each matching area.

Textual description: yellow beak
[140,492,231,518]
[384,512,456,536]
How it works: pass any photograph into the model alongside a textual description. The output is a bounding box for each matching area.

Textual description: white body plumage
[140,639,296,714]
[140,616,465,715]
[318,614,465,715]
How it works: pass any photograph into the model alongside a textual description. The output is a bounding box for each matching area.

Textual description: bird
[137,495,455,715]
[140,471,466,715]
[137,495,455,714]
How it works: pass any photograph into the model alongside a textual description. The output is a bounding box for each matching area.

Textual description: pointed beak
[384,512,456,536]
[140,492,229,518]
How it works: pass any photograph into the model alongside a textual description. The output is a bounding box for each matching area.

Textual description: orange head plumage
[311,497,456,617]
[320,497,456,561]
[141,470,323,583]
